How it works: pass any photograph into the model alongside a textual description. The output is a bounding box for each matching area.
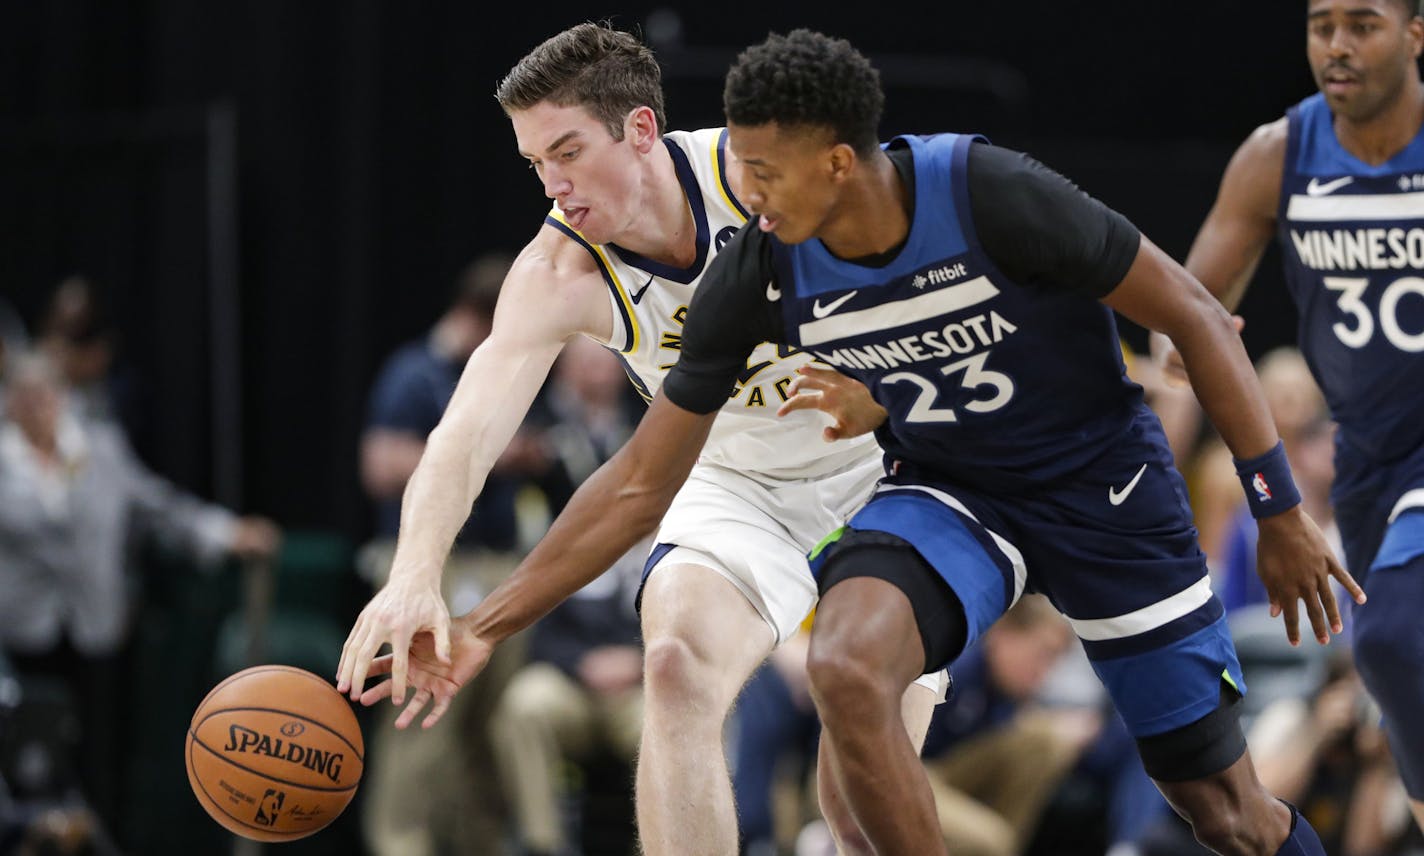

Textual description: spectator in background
[0,294,28,397]
[489,336,646,856]
[358,253,564,856]
[34,277,145,444]
[0,350,279,847]
[489,542,645,856]
[917,595,1095,856]
[361,252,547,554]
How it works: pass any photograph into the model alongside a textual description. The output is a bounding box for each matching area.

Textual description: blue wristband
[1233,441,1302,519]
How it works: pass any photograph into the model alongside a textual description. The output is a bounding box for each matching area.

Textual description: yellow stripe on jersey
[546,211,641,354]
[711,129,750,224]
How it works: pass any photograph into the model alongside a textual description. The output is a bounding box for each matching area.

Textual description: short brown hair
[495,22,667,141]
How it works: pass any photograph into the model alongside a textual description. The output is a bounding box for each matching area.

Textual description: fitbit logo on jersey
[222,724,345,782]
[911,262,968,290]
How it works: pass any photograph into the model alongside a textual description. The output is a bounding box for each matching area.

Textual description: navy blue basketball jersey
[772,134,1143,491]
[1280,93,1424,475]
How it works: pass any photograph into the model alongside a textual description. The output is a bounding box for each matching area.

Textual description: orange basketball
[185,665,364,842]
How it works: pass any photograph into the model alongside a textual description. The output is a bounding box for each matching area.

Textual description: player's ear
[827,142,857,183]
[626,106,660,154]
[1408,15,1424,59]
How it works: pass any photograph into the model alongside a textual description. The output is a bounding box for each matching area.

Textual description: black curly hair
[723,29,884,157]
[495,22,666,142]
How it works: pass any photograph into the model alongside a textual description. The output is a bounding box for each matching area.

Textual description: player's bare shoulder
[1221,117,1288,217]
[495,224,617,344]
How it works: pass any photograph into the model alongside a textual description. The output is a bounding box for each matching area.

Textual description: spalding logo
[222,724,344,783]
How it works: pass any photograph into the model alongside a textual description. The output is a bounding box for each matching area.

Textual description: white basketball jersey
[545,128,880,479]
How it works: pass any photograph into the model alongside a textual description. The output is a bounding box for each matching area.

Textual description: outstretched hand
[358,623,494,730]
[776,365,887,441]
[336,575,451,708]
[1255,506,1366,646]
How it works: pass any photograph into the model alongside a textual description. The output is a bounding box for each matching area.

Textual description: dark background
[0,1,1314,540]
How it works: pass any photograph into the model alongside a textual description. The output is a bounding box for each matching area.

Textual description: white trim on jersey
[1389,488,1424,523]
[1067,576,1213,642]
[1286,191,1424,222]
[799,276,1000,347]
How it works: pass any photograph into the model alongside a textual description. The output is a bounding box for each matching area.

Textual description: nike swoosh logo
[766,281,781,302]
[812,290,858,319]
[1108,463,1149,506]
[630,274,655,305]
[1306,176,1354,197]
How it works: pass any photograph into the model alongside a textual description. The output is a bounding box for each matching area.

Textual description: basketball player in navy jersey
[364,29,1360,855]
[334,23,945,856]
[1160,0,1424,834]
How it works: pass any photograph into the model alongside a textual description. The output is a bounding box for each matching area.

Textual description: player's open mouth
[759,214,779,232]
[1322,69,1359,94]
[562,206,589,229]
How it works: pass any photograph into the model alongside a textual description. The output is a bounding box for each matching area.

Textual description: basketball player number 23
[1325,275,1424,352]
[881,352,1015,423]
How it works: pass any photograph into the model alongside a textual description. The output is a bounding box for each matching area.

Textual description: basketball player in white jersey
[335,23,944,855]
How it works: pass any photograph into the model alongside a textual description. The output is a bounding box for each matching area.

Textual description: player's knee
[805,639,895,721]
[641,634,717,712]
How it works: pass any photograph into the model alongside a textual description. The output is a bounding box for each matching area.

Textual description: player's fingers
[338,623,372,697]
[389,628,412,705]
[423,693,454,729]
[1318,575,1343,635]
[1280,598,1301,647]
[336,618,374,692]
[1231,315,1246,333]
[394,689,431,730]
[1331,562,1367,605]
[1301,587,1329,645]
[359,678,393,707]
[433,615,452,665]
[823,426,840,443]
[346,632,385,702]
[776,389,825,418]
[366,654,394,677]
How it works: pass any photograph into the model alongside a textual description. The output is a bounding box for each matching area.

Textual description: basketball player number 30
[881,352,1015,423]
[1325,275,1424,352]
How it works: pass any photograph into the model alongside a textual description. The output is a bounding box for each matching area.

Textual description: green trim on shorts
[808,525,848,562]
[1221,668,1239,694]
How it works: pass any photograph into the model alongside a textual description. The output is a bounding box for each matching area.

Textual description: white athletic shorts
[646,454,951,701]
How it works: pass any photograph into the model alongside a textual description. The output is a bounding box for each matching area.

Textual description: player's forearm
[457,397,716,644]
[386,420,498,584]
[1169,299,1279,460]
[458,450,674,644]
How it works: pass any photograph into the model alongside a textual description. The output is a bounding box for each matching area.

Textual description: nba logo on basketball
[255,789,285,826]
[1252,472,1272,502]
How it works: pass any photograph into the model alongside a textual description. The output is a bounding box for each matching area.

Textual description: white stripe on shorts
[874,484,1028,606]
[1067,576,1213,642]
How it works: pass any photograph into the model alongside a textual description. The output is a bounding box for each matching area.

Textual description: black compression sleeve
[661,221,783,414]
[966,144,1140,297]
